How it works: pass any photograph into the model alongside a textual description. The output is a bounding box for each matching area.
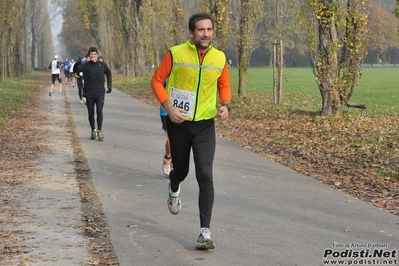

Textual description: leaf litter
[0,88,119,265]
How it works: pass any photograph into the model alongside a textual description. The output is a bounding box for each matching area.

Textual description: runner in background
[74,48,112,141]
[159,78,173,175]
[48,55,63,96]
[75,56,86,104]
[69,58,76,87]
[63,58,71,84]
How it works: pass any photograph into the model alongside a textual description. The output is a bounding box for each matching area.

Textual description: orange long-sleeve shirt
[151,50,231,106]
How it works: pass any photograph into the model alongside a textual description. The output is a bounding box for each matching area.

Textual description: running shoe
[97,130,104,141]
[59,91,62,95]
[167,184,181,215]
[195,229,215,250]
[49,92,52,96]
[162,157,173,175]
[91,130,97,140]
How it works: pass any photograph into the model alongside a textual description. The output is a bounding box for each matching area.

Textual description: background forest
[0,0,398,80]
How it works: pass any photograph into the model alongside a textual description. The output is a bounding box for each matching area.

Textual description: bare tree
[208,0,231,52]
[235,0,264,97]
[0,0,44,79]
[29,0,51,68]
[300,0,369,115]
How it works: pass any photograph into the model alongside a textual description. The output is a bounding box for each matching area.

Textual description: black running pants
[77,78,83,99]
[86,93,105,131]
[167,116,216,229]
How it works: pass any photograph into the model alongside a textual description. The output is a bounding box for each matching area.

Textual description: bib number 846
[173,99,190,111]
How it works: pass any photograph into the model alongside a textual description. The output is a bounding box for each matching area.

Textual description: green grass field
[114,67,399,117]
[227,67,399,116]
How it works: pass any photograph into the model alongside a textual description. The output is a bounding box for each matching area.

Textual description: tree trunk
[238,67,248,97]
[132,2,146,77]
[319,85,332,115]
[30,1,36,68]
[210,0,230,52]
[273,41,277,103]
[238,26,249,97]
[237,0,263,97]
[304,0,368,116]
[278,39,283,103]
[313,2,340,115]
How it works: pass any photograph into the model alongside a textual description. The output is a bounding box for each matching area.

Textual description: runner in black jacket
[74,47,112,141]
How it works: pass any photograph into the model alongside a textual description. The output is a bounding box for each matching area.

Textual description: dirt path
[0,87,118,265]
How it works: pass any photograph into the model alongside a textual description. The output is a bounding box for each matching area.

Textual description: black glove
[106,87,112,93]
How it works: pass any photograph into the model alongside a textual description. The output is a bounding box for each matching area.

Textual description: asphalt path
[65,86,398,266]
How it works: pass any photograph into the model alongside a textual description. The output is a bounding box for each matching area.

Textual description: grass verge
[0,71,48,132]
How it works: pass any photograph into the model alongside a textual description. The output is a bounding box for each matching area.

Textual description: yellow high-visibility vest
[166,41,226,121]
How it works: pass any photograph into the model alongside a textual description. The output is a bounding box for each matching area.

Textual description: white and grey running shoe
[162,157,173,175]
[195,228,215,250]
[167,184,181,215]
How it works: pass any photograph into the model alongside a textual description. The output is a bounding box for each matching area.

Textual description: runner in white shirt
[48,55,63,96]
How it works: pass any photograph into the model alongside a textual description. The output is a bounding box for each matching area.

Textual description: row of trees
[247,0,399,67]
[1,0,398,115]
[0,0,53,80]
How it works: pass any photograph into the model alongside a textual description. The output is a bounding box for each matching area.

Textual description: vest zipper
[192,52,205,121]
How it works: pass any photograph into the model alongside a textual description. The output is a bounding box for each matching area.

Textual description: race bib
[169,87,196,117]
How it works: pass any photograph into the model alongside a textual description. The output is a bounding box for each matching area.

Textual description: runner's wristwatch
[223,103,231,112]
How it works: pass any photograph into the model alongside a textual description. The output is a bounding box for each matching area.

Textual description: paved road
[65,86,398,266]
